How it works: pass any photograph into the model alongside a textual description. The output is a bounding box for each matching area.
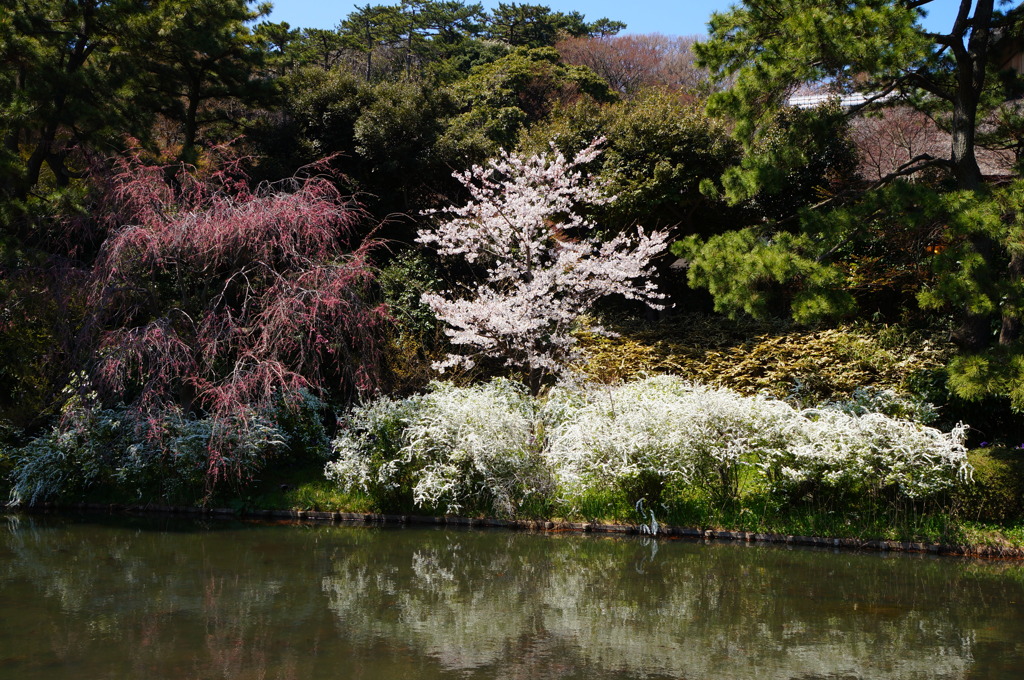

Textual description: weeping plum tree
[84,151,389,483]
[416,139,668,388]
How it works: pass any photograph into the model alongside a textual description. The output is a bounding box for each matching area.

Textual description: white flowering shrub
[417,140,668,384]
[324,376,972,517]
[546,377,970,504]
[823,386,939,425]
[325,395,423,510]
[327,380,552,517]
[764,409,971,500]
[405,379,552,516]
[546,377,797,503]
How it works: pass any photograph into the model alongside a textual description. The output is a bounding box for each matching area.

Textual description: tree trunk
[364,24,373,81]
[950,96,982,191]
[46,152,71,188]
[952,0,996,351]
[181,81,202,163]
[21,123,59,199]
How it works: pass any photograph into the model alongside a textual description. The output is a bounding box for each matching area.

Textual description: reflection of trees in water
[1,515,335,680]
[541,541,975,678]
[321,531,1024,679]
[4,516,1024,679]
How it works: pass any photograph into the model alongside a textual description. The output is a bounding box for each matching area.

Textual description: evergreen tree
[696,0,1018,193]
[680,0,1024,407]
[423,0,485,45]
[339,4,401,81]
[0,0,157,210]
[442,46,614,159]
[291,28,347,71]
[485,3,622,48]
[254,20,300,75]
[134,0,269,163]
[0,0,271,224]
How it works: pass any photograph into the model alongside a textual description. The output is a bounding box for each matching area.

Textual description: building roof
[787,91,895,109]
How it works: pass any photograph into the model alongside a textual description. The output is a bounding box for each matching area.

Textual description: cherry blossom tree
[416,140,668,388]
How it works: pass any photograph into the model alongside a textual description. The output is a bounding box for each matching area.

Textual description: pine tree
[679,1,1024,408]
[340,4,402,81]
[696,0,1014,194]
[133,0,269,163]
[0,0,158,206]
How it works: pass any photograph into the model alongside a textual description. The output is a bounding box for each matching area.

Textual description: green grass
[215,461,375,513]
[27,460,376,514]
[546,487,982,545]
[955,521,1024,548]
[90,457,1024,549]
[533,461,1015,546]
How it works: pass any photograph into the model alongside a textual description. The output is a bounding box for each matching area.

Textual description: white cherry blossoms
[417,139,668,379]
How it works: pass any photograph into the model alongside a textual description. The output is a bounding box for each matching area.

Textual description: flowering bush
[8,402,289,506]
[549,377,969,503]
[822,386,939,425]
[763,410,970,500]
[324,376,972,517]
[79,150,388,487]
[325,395,423,511]
[327,379,552,516]
[417,140,668,386]
[546,377,796,503]
[405,380,552,516]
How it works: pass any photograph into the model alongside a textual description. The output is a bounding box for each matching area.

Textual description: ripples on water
[2,513,1024,679]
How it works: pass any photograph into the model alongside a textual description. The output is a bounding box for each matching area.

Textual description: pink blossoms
[417,140,669,381]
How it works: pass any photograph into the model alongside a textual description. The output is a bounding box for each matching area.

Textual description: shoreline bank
[10,501,1024,560]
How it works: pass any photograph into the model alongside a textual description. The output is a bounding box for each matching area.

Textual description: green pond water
[2,514,1024,679]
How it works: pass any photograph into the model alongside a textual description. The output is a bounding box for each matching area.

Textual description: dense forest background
[4,0,1024,513]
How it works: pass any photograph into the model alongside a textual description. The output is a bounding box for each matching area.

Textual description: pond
[2,513,1024,679]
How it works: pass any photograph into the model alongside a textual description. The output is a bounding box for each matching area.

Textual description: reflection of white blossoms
[320,531,983,679]
[411,548,456,586]
[4,519,1020,679]
[539,556,974,679]
[323,540,536,671]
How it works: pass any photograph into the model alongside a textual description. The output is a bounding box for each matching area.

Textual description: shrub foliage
[7,151,389,502]
[326,376,971,517]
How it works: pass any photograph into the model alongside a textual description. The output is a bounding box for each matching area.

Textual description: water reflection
[320,531,1011,679]
[3,514,1024,679]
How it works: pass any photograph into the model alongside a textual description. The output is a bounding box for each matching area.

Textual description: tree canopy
[681,0,1024,408]
[0,0,270,224]
[697,0,1021,192]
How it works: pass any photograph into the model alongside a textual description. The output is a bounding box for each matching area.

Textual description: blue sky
[264,1,964,36]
